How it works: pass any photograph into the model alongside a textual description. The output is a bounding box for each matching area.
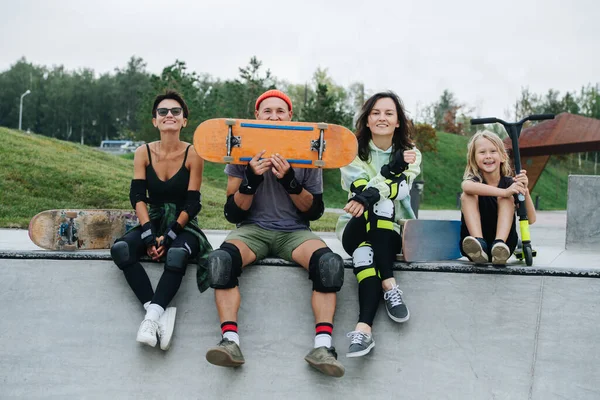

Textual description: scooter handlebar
[526,114,555,121]
[470,117,499,125]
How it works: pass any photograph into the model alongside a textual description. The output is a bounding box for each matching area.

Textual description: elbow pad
[129,179,148,209]
[350,187,380,208]
[385,175,410,200]
[184,190,202,219]
[223,194,249,224]
[300,193,325,221]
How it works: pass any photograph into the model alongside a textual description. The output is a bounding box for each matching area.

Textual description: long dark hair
[355,91,414,162]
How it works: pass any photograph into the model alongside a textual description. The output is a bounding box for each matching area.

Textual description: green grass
[0,127,340,230]
[1,127,593,229]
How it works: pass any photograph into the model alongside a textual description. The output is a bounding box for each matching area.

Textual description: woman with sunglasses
[110,90,212,350]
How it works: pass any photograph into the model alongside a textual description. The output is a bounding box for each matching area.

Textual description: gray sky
[2,0,598,119]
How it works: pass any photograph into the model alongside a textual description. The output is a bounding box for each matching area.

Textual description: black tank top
[145,144,191,207]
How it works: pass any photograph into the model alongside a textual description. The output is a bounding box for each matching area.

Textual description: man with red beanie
[203,89,345,377]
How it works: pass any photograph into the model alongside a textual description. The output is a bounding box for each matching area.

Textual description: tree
[301,83,353,128]
[413,123,438,153]
[429,89,472,134]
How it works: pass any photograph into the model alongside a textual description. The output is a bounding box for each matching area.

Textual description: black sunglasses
[156,107,183,117]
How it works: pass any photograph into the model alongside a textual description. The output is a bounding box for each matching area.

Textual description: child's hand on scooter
[514,170,530,195]
[505,181,527,197]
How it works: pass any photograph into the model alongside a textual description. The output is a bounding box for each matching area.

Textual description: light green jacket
[335,141,422,239]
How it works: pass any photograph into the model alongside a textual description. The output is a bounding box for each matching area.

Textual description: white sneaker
[136,319,159,347]
[158,307,177,351]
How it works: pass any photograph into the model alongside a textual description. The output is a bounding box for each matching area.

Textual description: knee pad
[164,247,189,275]
[208,242,243,289]
[368,198,395,232]
[111,240,134,269]
[352,245,378,283]
[309,248,344,293]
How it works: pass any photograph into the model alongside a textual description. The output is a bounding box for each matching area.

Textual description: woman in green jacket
[336,91,421,357]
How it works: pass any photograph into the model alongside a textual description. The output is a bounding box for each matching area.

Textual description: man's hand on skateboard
[249,150,272,175]
[239,150,271,195]
[271,153,303,195]
[269,153,290,179]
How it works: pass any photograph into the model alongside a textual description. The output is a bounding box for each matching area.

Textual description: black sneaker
[205,338,245,367]
[304,346,345,377]
[462,236,489,264]
[384,285,410,322]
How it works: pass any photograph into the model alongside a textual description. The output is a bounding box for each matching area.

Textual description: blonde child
[460,130,536,265]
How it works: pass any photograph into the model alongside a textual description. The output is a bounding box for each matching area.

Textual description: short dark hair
[355,91,414,162]
[151,89,189,118]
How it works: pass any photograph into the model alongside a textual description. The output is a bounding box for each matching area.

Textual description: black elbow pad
[223,194,249,224]
[129,179,148,209]
[184,190,202,219]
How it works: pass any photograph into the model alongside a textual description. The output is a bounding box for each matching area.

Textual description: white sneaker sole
[462,237,489,264]
[387,308,410,323]
[491,243,511,264]
[158,307,177,351]
[346,341,375,358]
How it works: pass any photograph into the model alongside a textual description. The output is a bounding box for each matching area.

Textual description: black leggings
[114,226,200,309]
[342,205,401,326]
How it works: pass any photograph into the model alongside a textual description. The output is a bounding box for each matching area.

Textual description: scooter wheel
[524,245,533,266]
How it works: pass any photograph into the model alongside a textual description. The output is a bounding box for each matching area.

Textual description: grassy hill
[0,127,340,230]
[1,127,591,230]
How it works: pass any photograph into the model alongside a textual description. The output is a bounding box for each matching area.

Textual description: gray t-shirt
[225,164,323,232]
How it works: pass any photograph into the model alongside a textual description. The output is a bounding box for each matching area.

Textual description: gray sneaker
[384,285,410,322]
[346,331,375,358]
[205,338,245,367]
[304,346,345,377]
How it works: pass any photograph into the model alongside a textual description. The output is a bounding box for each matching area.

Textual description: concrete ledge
[2,250,599,278]
[566,175,600,249]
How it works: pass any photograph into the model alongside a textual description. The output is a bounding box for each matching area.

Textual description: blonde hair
[463,130,512,181]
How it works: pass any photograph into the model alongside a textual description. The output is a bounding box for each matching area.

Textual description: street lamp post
[19,89,32,131]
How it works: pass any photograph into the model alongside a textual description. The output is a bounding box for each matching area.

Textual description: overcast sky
[1,0,598,119]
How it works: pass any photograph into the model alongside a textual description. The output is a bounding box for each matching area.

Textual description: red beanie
[255,90,293,112]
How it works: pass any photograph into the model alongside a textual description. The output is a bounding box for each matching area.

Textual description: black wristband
[161,221,183,249]
[278,168,303,195]
[350,187,380,208]
[239,166,264,195]
[140,222,157,248]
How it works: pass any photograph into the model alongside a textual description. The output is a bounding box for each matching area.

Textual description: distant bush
[413,123,438,153]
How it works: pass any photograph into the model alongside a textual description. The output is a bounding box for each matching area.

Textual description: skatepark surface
[1,210,599,399]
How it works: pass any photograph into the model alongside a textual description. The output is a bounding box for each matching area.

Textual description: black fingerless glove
[140,221,157,248]
[381,150,409,179]
[350,187,380,208]
[277,168,303,195]
[161,221,183,250]
[239,166,264,195]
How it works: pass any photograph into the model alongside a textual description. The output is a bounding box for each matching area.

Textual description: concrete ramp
[1,260,600,399]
